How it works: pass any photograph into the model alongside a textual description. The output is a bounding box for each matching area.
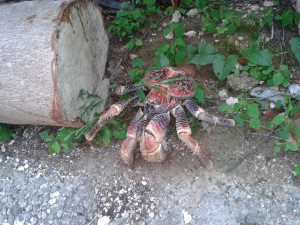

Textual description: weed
[0,123,13,142]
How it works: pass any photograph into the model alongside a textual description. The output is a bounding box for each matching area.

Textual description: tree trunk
[0,0,109,127]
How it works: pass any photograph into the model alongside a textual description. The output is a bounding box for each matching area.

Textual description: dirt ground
[1,1,300,225]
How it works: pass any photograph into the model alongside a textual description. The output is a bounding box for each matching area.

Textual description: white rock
[141,180,147,185]
[251,5,260,11]
[50,191,60,199]
[182,209,192,224]
[226,97,239,106]
[186,8,199,17]
[13,220,24,225]
[237,36,244,41]
[171,10,181,23]
[48,198,56,206]
[162,22,168,27]
[8,140,15,145]
[24,164,29,169]
[198,31,204,36]
[263,1,274,7]
[288,84,300,95]
[17,166,25,171]
[164,31,174,40]
[270,103,276,109]
[219,89,228,98]
[97,216,110,225]
[129,54,138,60]
[1,144,6,152]
[184,31,197,37]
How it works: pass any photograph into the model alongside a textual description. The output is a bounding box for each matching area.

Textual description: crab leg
[140,112,170,163]
[120,109,144,167]
[184,99,235,127]
[113,84,144,96]
[171,105,213,170]
[85,96,139,144]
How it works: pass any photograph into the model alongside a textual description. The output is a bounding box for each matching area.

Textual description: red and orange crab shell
[84,67,235,170]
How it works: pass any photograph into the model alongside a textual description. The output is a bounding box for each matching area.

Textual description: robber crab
[85,67,235,169]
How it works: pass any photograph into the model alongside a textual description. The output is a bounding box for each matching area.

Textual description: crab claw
[140,113,170,163]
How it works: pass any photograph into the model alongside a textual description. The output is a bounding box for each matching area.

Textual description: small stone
[263,1,274,7]
[129,54,138,60]
[186,8,199,17]
[162,22,168,27]
[182,209,192,224]
[270,103,276,109]
[149,212,155,218]
[1,144,6,152]
[47,209,51,214]
[237,36,244,41]
[141,181,147,186]
[251,5,260,11]
[41,212,47,220]
[226,97,239,106]
[48,198,56,206]
[14,220,24,225]
[219,89,228,98]
[288,84,300,95]
[101,197,106,203]
[17,166,25,171]
[184,31,197,37]
[164,31,174,40]
[50,191,60,199]
[227,71,259,92]
[97,216,110,225]
[57,210,63,218]
[171,10,181,23]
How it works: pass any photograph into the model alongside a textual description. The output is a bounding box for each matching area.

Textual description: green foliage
[240,42,272,67]
[0,123,13,142]
[290,37,300,63]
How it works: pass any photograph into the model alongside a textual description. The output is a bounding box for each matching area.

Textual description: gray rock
[227,71,259,92]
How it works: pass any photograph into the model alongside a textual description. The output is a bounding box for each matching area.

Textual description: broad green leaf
[278,131,290,140]
[136,88,146,102]
[191,43,216,65]
[49,141,61,154]
[280,10,293,27]
[272,72,284,86]
[295,164,300,175]
[272,114,285,126]
[249,118,261,129]
[212,54,237,81]
[247,103,259,119]
[290,105,300,117]
[0,124,12,142]
[102,128,111,145]
[285,142,299,151]
[233,114,244,126]
[175,38,186,47]
[175,50,185,65]
[240,42,272,66]
[274,146,280,153]
[174,24,185,38]
[193,84,205,104]
[159,53,170,67]
[125,40,134,50]
[290,37,300,62]
[56,128,75,142]
[135,39,143,46]
[132,57,144,67]
[39,131,53,142]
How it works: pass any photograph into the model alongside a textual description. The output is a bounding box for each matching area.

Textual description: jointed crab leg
[184,99,235,127]
[140,112,170,163]
[171,105,214,170]
[85,96,140,144]
[120,109,144,166]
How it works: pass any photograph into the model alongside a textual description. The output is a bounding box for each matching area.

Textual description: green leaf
[280,10,293,27]
[174,23,185,38]
[240,42,272,66]
[295,164,300,175]
[125,40,135,50]
[272,72,284,86]
[274,146,281,153]
[247,103,259,119]
[278,131,290,140]
[159,53,170,67]
[191,43,216,65]
[290,37,300,62]
[102,129,111,145]
[272,114,285,126]
[233,114,244,126]
[249,118,261,129]
[285,142,299,151]
[212,54,237,81]
[175,38,186,47]
[193,84,205,104]
[49,141,61,154]
[132,57,144,67]
[128,68,143,83]
[0,124,12,142]
[175,50,185,65]
[39,131,54,142]
[136,88,146,102]
[135,39,143,46]
[290,105,300,117]
[56,128,75,142]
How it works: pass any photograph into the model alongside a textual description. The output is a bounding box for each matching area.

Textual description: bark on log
[0,0,109,127]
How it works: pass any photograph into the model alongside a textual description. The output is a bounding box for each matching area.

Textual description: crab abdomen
[144,67,195,99]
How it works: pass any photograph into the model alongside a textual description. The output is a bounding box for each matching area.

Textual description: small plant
[0,123,13,142]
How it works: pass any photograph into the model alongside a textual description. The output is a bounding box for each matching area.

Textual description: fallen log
[0,0,109,127]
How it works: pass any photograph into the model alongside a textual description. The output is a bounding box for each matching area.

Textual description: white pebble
[1,144,6,152]
[129,54,138,60]
[48,198,56,206]
[182,209,192,224]
[184,31,197,37]
[263,1,273,7]
[50,191,60,199]
[219,89,228,98]
[141,181,147,186]
[164,31,174,40]
[288,84,300,95]
[226,97,239,106]
[97,216,110,225]
[17,166,25,171]
[186,8,199,17]
[270,103,276,109]
[171,10,181,23]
